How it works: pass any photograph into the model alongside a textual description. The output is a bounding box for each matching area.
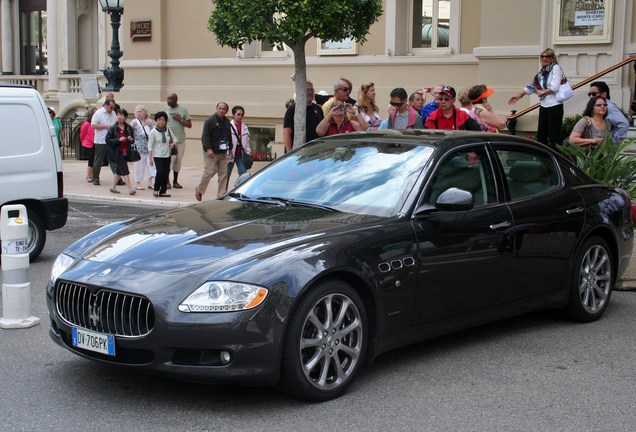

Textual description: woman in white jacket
[508,49,565,149]
[227,105,252,182]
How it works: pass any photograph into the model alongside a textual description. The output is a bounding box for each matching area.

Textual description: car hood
[71,200,383,274]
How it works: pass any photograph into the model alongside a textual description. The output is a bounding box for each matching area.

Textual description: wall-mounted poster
[554,0,613,44]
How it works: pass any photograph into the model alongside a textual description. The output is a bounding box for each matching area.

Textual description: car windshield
[231,138,434,217]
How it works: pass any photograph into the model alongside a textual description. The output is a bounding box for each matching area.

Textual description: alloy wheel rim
[579,245,611,313]
[299,293,363,390]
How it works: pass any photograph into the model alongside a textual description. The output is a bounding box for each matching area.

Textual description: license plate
[72,327,116,356]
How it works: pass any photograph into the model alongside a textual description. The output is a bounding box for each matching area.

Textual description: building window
[249,126,276,158]
[553,0,614,44]
[258,41,289,57]
[237,41,288,58]
[409,0,453,54]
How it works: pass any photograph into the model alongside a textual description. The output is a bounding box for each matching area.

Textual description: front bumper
[46,277,284,386]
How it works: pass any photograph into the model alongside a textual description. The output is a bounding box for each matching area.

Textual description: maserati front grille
[55,282,154,337]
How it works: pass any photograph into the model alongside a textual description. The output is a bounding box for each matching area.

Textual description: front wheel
[565,236,613,322]
[280,279,368,401]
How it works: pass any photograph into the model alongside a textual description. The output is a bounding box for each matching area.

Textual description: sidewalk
[61,159,636,290]
[62,159,268,208]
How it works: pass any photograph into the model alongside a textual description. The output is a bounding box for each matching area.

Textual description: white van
[0,84,68,261]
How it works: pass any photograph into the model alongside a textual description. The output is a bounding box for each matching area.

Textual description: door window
[427,146,498,207]
[495,150,560,200]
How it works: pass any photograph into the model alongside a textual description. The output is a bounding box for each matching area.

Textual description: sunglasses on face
[389,101,404,107]
[540,55,552,59]
[594,103,608,107]
[337,87,351,92]
[439,97,452,102]
[588,92,600,97]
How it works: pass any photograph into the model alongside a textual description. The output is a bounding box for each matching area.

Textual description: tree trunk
[291,42,308,150]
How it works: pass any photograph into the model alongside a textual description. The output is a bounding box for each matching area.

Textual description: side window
[427,146,498,207]
[495,149,560,200]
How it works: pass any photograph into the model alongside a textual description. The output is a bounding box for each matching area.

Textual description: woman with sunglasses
[508,49,565,149]
[567,96,612,150]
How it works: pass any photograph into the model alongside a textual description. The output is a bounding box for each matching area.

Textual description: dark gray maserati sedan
[47,130,633,401]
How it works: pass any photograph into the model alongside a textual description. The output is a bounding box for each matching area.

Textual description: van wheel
[26,211,46,261]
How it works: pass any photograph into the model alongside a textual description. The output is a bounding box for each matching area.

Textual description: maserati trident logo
[88,300,101,327]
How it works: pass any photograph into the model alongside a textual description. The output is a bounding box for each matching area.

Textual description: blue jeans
[226,155,247,191]
[227,155,247,177]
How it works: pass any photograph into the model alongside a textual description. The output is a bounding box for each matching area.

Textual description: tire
[280,279,368,401]
[26,210,46,262]
[565,236,613,322]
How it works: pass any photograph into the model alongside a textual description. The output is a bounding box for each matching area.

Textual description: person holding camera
[315,101,363,137]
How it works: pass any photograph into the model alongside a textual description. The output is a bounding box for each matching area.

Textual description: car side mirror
[435,187,474,211]
[234,172,252,188]
[413,187,475,216]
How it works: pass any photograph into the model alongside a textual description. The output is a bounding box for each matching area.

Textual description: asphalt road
[1,200,635,432]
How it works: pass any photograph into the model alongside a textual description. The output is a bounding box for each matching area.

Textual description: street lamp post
[99,0,125,92]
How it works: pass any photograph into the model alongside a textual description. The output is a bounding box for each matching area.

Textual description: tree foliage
[209,0,383,148]
[209,0,382,49]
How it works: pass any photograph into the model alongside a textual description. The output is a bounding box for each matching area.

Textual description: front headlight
[178,281,268,313]
[50,253,75,284]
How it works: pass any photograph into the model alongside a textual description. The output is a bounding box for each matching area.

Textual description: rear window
[0,103,44,156]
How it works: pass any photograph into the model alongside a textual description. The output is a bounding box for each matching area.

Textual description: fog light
[220,351,231,365]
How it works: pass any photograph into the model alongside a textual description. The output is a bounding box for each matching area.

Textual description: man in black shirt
[283,81,324,152]
[195,102,231,201]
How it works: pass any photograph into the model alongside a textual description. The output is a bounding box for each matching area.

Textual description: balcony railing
[0,74,98,95]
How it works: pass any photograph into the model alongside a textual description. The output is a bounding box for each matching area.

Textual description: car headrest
[509,161,547,183]
[438,155,469,175]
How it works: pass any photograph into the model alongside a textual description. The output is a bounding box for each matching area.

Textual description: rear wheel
[280,279,367,401]
[26,211,46,262]
[566,236,613,322]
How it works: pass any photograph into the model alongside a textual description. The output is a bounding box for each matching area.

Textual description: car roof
[316,129,547,151]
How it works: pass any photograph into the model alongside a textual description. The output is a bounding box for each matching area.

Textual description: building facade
[1,0,635,164]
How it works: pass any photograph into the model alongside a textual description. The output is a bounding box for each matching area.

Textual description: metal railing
[506,56,636,135]
[60,115,87,160]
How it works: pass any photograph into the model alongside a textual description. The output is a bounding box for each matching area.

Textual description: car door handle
[489,221,512,230]
[566,207,584,215]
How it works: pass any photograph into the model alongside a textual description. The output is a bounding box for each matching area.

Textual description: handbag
[556,75,574,103]
[168,129,178,155]
[242,153,254,170]
[126,143,141,162]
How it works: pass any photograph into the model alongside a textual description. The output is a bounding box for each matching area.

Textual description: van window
[0,104,43,156]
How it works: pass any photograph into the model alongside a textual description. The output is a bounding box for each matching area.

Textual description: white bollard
[1,204,40,329]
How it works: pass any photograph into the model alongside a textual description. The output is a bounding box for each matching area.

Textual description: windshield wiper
[256,196,335,212]
[227,192,249,200]
[228,193,287,206]
[287,200,336,212]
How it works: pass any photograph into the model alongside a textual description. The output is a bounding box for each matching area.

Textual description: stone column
[58,0,78,74]
[46,0,59,93]
[1,0,14,74]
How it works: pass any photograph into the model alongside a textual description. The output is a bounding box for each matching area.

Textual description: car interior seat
[507,160,549,199]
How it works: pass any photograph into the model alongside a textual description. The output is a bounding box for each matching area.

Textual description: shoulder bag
[556,71,574,103]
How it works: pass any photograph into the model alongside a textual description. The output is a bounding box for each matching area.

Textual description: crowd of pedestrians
[79,49,629,202]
